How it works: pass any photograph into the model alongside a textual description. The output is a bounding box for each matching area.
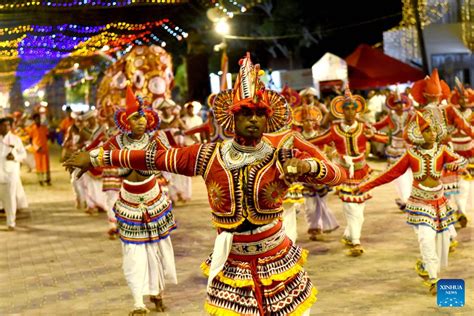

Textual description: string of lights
[0,19,187,58]
[0,0,186,10]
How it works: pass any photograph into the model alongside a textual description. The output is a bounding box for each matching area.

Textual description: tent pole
[411,0,429,75]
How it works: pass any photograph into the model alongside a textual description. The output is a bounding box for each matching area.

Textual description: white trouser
[122,238,178,309]
[282,202,298,243]
[16,177,28,210]
[414,225,450,279]
[105,190,119,229]
[452,177,473,216]
[305,196,320,231]
[82,173,107,210]
[305,195,339,232]
[23,152,36,170]
[169,174,192,201]
[392,168,413,203]
[448,224,457,241]
[0,182,17,227]
[71,169,86,205]
[342,202,365,245]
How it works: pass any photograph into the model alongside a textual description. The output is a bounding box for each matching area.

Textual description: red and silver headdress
[114,86,160,134]
[386,86,412,111]
[449,77,474,107]
[411,68,450,104]
[212,52,289,133]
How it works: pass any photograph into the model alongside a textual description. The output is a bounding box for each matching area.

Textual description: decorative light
[0,0,186,10]
[383,0,452,66]
[0,19,187,89]
[215,19,230,35]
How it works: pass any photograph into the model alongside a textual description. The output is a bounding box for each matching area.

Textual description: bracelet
[305,159,327,179]
[305,159,320,174]
[90,147,104,167]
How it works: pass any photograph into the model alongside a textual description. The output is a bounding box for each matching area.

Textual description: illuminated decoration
[383,0,458,66]
[72,20,185,56]
[0,20,187,90]
[461,0,473,50]
[0,36,26,58]
[0,0,187,10]
[96,45,174,114]
[208,0,260,18]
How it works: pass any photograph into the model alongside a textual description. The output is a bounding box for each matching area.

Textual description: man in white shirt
[0,116,27,231]
[181,101,203,146]
[172,101,203,203]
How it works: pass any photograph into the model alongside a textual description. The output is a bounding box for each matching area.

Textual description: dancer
[265,85,304,243]
[65,53,346,315]
[358,111,466,294]
[86,102,121,237]
[447,78,474,227]
[373,89,414,210]
[63,114,87,209]
[157,98,190,203]
[309,86,388,256]
[293,104,339,240]
[79,87,177,315]
[408,68,474,251]
[77,111,108,215]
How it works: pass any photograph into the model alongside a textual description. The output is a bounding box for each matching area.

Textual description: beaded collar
[340,121,358,133]
[160,115,175,124]
[220,139,274,170]
[118,133,150,150]
[388,110,409,136]
[301,130,318,140]
[410,143,443,180]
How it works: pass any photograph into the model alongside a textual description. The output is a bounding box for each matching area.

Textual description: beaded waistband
[230,220,287,256]
[120,175,160,204]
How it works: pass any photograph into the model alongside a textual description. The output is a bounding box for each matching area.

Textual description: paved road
[0,146,472,315]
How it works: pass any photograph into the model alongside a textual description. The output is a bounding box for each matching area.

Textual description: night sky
[224,0,404,70]
[1,0,405,86]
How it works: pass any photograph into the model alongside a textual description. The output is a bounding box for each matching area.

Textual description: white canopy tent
[311,52,348,97]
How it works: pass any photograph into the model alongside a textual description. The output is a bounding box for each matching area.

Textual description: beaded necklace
[221,139,273,170]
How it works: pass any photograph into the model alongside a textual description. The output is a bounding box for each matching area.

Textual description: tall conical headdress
[411,68,451,104]
[114,85,160,134]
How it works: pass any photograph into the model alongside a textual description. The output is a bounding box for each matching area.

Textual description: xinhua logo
[437,279,465,307]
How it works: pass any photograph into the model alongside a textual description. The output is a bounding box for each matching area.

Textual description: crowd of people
[1,52,473,315]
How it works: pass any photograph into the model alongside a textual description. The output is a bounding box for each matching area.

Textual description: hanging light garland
[0,18,187,90]
[0,19,187,61]
[0,0,187,10]
[384,0,453,66]
[0,36,27,57]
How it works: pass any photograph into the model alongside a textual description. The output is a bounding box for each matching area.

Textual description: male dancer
[373,89,413,210]
[66,53,346,316]
[78,87,177,315]
[358,111,466,294]
[309,86,388,256]
[447,79,474,227]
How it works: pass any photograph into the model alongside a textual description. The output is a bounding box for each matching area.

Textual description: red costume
[310,120,388,202]
[90,54,347,315]
[360,111,466,291]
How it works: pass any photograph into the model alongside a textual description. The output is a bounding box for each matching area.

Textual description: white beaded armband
[305,159,326,179]
[89,147,104,168]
